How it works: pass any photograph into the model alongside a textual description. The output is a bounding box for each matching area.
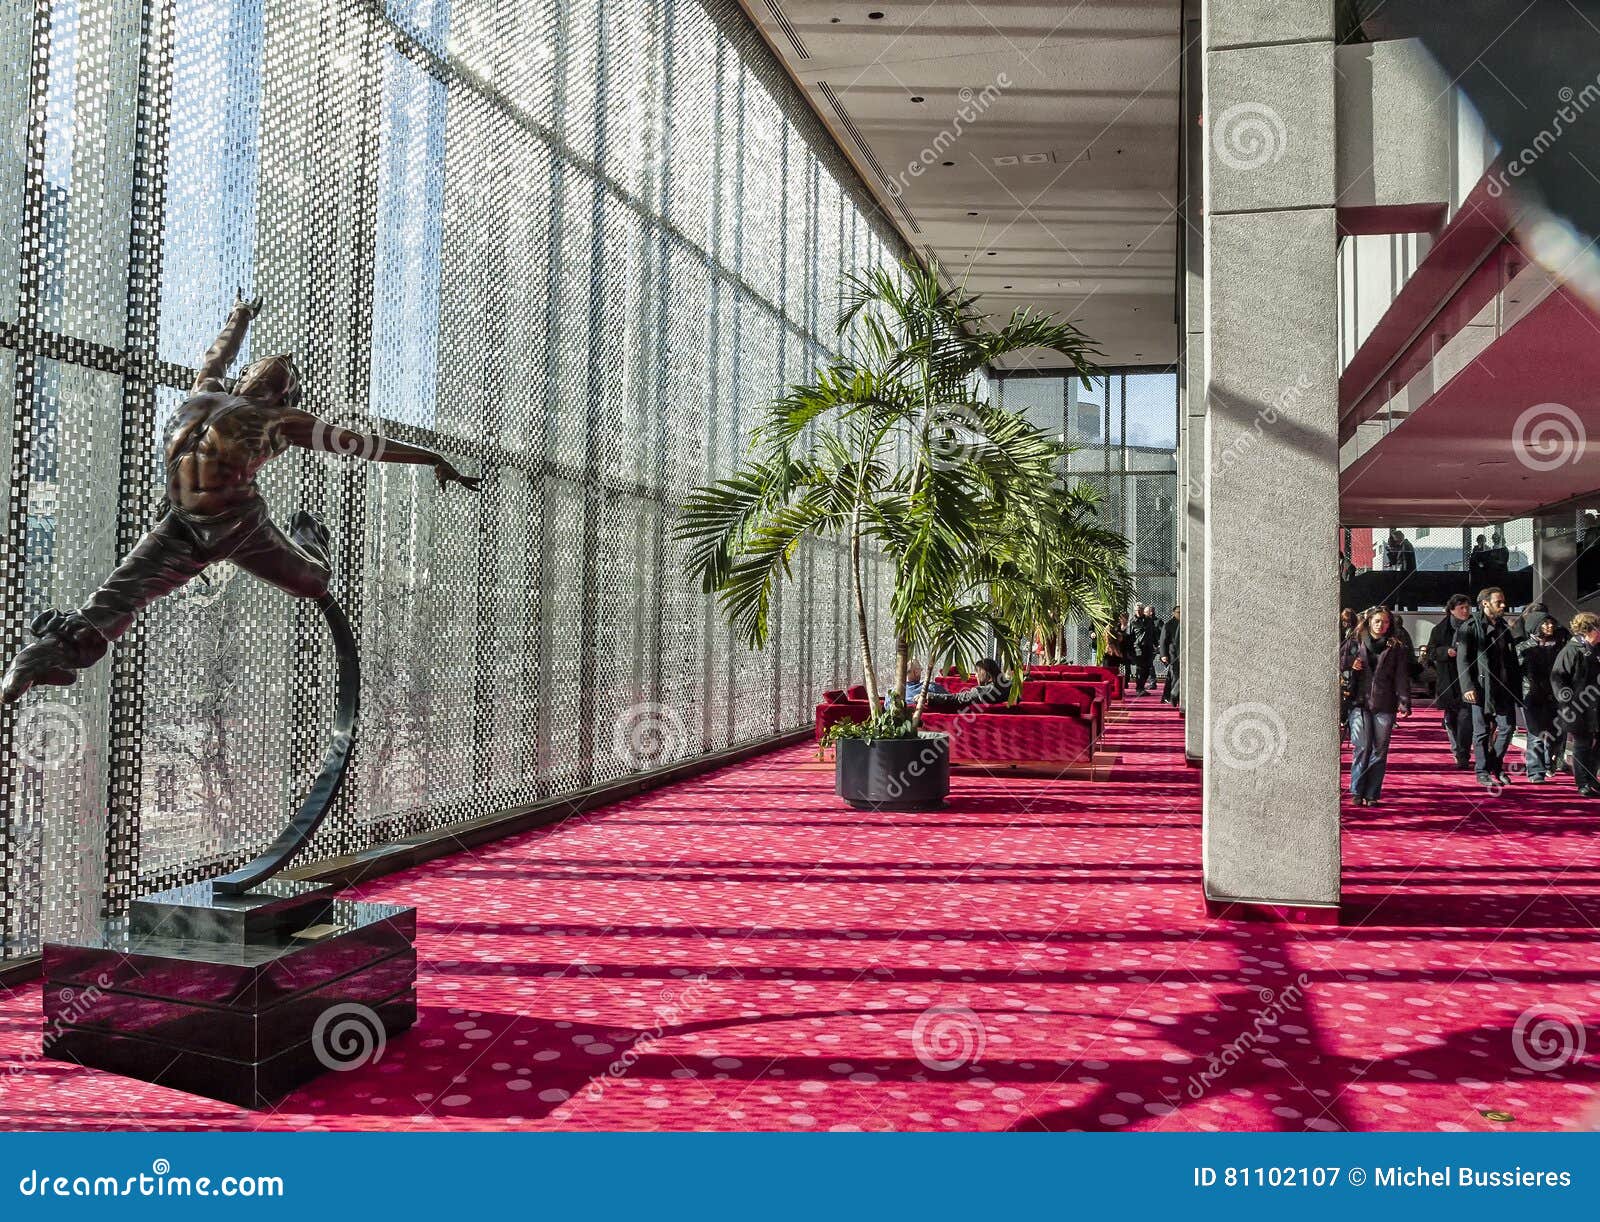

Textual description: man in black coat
[1160,606,1181,706]
[1552,613,1600,797]
[1457,586,1523,788]
[1131,605,1160,695]
[1427,594,1473,768]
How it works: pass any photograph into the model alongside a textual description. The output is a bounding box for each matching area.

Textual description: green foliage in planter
[822,712,919,745]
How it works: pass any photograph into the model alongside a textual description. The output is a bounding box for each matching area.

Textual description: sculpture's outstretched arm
[279,409,482,491]
[193,289,263,391]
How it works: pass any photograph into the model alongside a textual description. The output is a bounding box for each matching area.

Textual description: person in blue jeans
[1457,587,1523,789]
[1340,606,1412,807]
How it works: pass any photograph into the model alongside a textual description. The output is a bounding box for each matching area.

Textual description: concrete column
[1180,2,1205,761]
[1534,513,1581,626]
[1201,0,1342,911]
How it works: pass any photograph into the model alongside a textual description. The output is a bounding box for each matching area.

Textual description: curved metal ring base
[211,592,360,896]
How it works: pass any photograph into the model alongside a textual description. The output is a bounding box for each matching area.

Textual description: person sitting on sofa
[924,658,1009,709]
[904,660,946,703]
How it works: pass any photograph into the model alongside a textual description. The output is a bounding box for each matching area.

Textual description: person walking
[1160,605,1181,706]
[1340,606,1413,807]
[1553,612,1600,798]
[1457,586,1523,789]
[1102,613,1128,676]
[1518,613,1569,783]
[1132,605,1160,695]
[1427,594,1473,769]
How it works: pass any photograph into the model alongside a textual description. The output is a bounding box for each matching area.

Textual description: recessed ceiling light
[942,160,954,166]
[986,251,996,255]
[910,96,925,103]
[966,211,978,216]
[1003,284,1012,289]
[868,10,884,17]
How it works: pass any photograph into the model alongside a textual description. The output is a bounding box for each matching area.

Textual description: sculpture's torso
[164,391,290,515]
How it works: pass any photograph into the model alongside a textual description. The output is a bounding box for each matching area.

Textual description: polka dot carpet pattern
[1,701,1598,1131]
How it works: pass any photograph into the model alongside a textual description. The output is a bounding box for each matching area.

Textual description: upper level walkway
[0,700,1597,1131]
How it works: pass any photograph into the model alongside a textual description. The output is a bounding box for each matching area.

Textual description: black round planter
[834,733,951,811]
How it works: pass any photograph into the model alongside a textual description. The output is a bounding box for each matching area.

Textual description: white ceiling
[739,1,1182,369]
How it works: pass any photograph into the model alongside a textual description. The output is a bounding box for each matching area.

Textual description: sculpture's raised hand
[234,287,264,318]
[434,459,482,493]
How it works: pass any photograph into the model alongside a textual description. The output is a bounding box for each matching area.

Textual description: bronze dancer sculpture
[2,292,480,703]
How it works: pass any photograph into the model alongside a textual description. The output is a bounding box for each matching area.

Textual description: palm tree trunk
[850,512,879,710]
[891,637,910,716]
[913,649,937,726]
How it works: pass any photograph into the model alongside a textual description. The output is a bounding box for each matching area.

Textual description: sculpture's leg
[227,509,331,598]
[2,516,209,703]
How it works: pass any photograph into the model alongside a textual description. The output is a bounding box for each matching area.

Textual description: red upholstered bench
[1026,664,1123,697]
[919,707,1094,765]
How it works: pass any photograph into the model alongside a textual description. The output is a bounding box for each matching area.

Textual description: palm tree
[986,478,1133,666]
[679,257,1109,722]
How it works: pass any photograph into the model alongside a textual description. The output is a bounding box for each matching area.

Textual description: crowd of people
[1338,586,1600,806]
[1102,604,1181,705]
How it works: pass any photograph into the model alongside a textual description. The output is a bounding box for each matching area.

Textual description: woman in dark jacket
[1427,595,1473,768]
[1102,614,1128,674]
[1340,605,1412,806]
[1551,613,1600,797]
[1518,614,1569,782]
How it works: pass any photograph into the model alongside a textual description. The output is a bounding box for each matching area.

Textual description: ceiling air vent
[816,80,923,234]
[992,151,1057,167]
[762,0,810,59]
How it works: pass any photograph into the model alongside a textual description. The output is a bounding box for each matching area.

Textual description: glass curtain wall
[996,369,1180,663]
[0,0,903,956]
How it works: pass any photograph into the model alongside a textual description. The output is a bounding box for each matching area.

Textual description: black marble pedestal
[43,887,416,1109]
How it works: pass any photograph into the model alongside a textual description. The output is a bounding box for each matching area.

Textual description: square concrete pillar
[1206,0,1334,49]
[1534,514,1581,625]
[1183,376,1205,761]
[1202,208,1341,908]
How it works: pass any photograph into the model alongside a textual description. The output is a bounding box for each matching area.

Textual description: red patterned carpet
[2,699,1599,1131]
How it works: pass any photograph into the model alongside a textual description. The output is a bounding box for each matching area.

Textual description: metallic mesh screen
[0,0,903,957]
[995,370,1179,664]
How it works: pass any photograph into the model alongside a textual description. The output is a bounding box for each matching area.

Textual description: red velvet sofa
[1026,664,1124,699]
[814,682,1097,766]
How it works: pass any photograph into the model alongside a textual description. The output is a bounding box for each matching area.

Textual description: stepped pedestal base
[43,887,416,1109]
